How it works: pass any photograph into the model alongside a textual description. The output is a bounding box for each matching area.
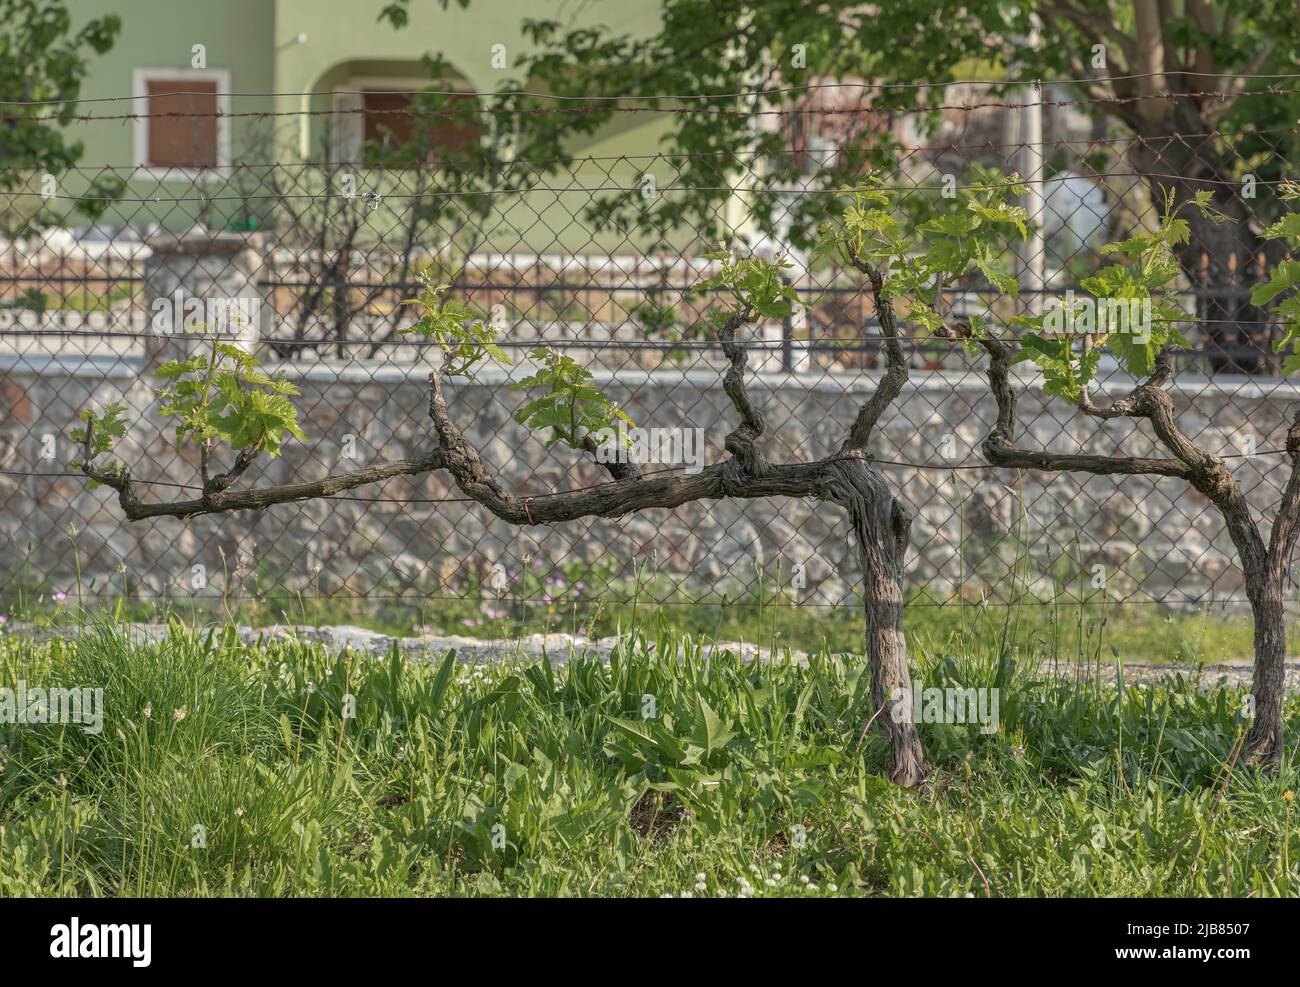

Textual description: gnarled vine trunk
[963,326,1290,767]
[825,457,925,787]
[80,247,934,787]
[1243,563,1286,760]
[1199,476,1286,763]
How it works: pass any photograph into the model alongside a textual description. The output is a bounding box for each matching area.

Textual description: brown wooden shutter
[146,80,219,169]
[361,90,480,166]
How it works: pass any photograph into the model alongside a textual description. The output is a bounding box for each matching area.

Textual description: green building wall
[56,0,713,253]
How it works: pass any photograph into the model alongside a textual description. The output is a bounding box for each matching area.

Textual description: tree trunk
[1244,563,1287,762]
[828,457,927,786]
[1207,484,1286,762]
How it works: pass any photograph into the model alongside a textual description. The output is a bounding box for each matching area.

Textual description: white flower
[173,706,187,723]
[142,702,153,720]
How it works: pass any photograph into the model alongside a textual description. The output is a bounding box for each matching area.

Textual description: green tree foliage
[0,0,120,182]
[377,1,1299,248]
[0,1,123,241]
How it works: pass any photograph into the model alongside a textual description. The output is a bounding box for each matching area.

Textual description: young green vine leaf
[1010,187,1219,401]
[69,402,127,488]
[695,246,798,323]
[397,268,509,377]
[155,339,305,459]
[511,347,634,450]
[814,169,1028,354]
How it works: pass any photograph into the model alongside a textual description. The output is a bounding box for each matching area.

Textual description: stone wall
[3,349,1297,613]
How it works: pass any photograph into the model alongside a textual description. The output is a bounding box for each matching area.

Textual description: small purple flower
[53,591,68,604]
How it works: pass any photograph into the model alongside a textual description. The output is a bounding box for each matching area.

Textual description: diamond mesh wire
[2,100,1297,619]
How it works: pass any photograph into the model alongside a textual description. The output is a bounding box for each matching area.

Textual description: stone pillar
[141,230,270,368]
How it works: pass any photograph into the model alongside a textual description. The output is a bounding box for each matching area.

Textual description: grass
[2,580,1273,668]
[0,614,1296,897]
[4,524,1284,665]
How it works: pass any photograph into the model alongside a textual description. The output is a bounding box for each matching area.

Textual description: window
[132,69,231,177]
[333,83,480,167]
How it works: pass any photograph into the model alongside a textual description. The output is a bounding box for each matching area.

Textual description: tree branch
[579,432,643,481]
[947,327,1193,480]
[840,260,908,455]
[956,324,1271,578]
[716,304,768,474]
[78,447,448,522]
[207,445,260,495]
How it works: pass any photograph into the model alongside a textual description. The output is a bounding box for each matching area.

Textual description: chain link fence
[3,95,1299,624]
